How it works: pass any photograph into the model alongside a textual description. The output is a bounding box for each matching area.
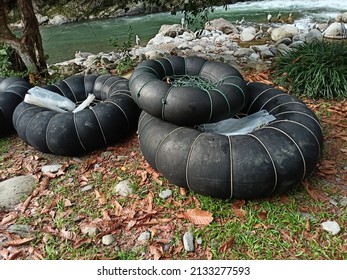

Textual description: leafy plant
[108,25,134,75]
[0,44,17,77]
[272,40,347,99]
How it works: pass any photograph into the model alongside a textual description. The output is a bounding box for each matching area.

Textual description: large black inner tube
[0,77,31,137]
[13,74,141,156]
[137,82,324,199]
[129,56,247,126]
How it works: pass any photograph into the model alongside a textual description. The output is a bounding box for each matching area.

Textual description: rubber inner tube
[0,77,31,137]
[137,81,323,199]
[129,56,247,126]
[13,74,141,156]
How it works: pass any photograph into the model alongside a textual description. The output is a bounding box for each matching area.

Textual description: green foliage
[272,40,347,99]
[0,44,17,77]
[108,26,135,74]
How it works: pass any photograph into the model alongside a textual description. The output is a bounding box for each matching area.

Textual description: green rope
[167,75,216,90]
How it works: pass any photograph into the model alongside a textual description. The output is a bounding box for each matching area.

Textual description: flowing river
[39,0,345,63]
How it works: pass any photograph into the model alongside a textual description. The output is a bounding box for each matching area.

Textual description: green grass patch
[272,40,347,99]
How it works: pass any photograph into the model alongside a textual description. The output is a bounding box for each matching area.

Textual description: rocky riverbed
[48,12,347,78]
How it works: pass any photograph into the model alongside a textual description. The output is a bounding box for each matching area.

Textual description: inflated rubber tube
[129,56,247,126]
[138,82,324,199]
[0,77,31,137]
[13,74,141,156]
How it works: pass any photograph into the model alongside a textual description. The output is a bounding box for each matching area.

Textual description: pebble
[114,180,133,196]
[196,237,203,245]
[159,189,172,199]
[321,220,341,235]
[138,231,151,242]
[7,224,30,237]
[183,231,194,252]
[41,164,62,173]
[102,234,115,246]
[339,197,347,207]
[80,185,93,192]
[81,226,99,236]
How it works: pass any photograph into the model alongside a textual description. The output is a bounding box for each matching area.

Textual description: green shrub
[272,40,347,99]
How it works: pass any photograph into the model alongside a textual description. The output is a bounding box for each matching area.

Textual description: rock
[36,14,49,25]
[49,15,69,25]
[178,31,195,41]
[147,33,175,46]
[102,234,115,246]
[158,24,185,37]
[80,185,93,192]
[233,48,254,58]
[159,189,172,199]
[240,27,256,42]
[41,164,62,174]
[183,231,194,252]
[114,180,133,196]
[271,25,299,41]
[321,221,341,235]
[81,226,99,236]
[196,237,203,245]
[192,45,204,52]
[276,43,291,55]
[214,34,229,44]
[274,37,292,46]
[339,197,347,207]
[7,224,30,237]
[0,175,36,210]
[205,18,238,35]
[305,29,323,43]
[323,22,347,39]
[260,49,274,59]
[138,231,151,242]
[342,12,347,23]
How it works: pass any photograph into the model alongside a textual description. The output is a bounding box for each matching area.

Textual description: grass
[272,40,347,99]
[0,87,346,261]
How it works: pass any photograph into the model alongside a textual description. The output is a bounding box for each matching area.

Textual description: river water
[40,0,346,63]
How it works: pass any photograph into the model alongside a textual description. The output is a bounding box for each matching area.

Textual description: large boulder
[323,22,347,39]
[204,18,239,35]
[341,12,347,23]
[271,25,299,41]
[158,24,186,37]
[240,27,256,42]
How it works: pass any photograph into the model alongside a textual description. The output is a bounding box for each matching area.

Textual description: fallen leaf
[4,237,34,246]
[183,208,213,226]
[149,244,163,260]
[0,212,18,225]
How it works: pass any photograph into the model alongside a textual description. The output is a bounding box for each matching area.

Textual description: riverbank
[47,13,347,79]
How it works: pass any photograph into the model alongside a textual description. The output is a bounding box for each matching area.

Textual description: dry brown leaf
[4,237,34,246]
[219,239,234,253]
[73,238,92,249]
[0,212,18,225]
[95,189,106,205]
[183,208,213,226]
[149,244,163,260]
[112,199,123,216]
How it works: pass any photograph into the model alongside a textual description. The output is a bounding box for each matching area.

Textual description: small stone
[114,180,133,196]
[7,224,30,237]
[183,231,194,252]
[300,212,315,221]
[339,197,347,207]
[41,164,62,173]
[81,226,99,236]
[138,231,151,242]
[102,234,115,246]
[196,237,203,245]
[81,185,93,192]
[159,189,172,199]
[321,221,341,235]
[72,157,82,163]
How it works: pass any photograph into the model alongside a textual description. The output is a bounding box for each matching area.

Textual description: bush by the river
[272,40,347,99]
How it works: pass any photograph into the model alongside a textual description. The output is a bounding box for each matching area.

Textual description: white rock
[114,180,133,196]
[0,175,36,210]
[192,45,204,52]
[159,189,172,199]
[271,25,299,41]
[102,234,115,246]
[204,18,238,35]
[323,22,347,39]
[321,221,341,235]
[41,164,62,174]
[81,226,99,236]
[240,27,256,42]
[138,231,151,242]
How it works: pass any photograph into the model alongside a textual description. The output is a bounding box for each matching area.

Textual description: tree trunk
[0,0,47,76]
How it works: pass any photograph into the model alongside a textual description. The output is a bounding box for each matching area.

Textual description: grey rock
[233,48,254,58]
[159,189,172,199]
[102,234,115,246]
[321,220,341,235]
[0,175,36,210]
[114,180,133,196]
[260,49,274,59]
[138,231,151,242]
[196,237,203,245]
[41,164,62,173]
[305,29,323,43]
[183,231,194,252]
[276,43,291,55]
[240,27,256,42]
[7,224,30,237]
[271,25,299,41]
[339,197,347,207]
[274,37,292,46]
[204,18,238,35]
[81,226,99,236]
